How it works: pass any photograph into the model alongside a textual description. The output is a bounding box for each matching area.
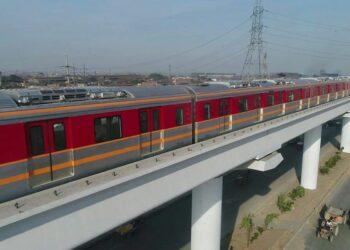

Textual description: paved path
[285,172,350,250]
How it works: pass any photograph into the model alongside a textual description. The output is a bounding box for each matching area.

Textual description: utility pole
[72,64,76,85]
[83,64,87,84]
[61,55,73,86]
[241,0,268,81]
[168,64,173,85]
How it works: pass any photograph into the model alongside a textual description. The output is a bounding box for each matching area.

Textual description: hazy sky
[1,0,350,74]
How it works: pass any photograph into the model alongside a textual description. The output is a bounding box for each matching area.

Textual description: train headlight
[18,96,29,104]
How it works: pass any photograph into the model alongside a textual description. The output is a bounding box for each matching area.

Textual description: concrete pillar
[340,113,350,153]
[191,177,223,250]
[301,125,322,190]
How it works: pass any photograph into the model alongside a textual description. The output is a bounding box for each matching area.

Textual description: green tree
[264,213,279,229]
[240,214,254,247]
[277,194,294,212]
[3,74,23,83]
[149,73,167,81]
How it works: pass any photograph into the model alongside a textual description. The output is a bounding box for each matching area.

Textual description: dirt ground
[228,142,350,250]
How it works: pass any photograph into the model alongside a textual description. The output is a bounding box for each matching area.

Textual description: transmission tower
[241,0,268,81]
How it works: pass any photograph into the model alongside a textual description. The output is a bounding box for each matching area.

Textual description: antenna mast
[61,55,74,86]
[241,0,268,81]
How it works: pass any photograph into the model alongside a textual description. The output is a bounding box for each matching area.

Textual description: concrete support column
[340,113,350,153]
[301,125,322,190]
[191,177,223,250]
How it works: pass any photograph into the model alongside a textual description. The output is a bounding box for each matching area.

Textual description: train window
[239,98,248,112]
[139,111,148,133]
[268,93,274,106]
[53,123,66,151]
[152,110,160,130]
[219,100,229,115]
[321,86,326,95]
[279,92,284,103]
[254,95,261,108]
[176,108,184,126]
[204,104,211,120]
[288,92,294,102]
[29,126,45,156]
[95,116,122,143]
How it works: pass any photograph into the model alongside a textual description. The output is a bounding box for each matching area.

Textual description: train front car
[0,86,192,203]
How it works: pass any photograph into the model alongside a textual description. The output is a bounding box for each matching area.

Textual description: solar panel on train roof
[120,85,191,98]
[0,92,18,109]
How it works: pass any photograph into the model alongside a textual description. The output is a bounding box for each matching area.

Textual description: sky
[1,0,350,75]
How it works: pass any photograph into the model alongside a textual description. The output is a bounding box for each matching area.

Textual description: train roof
[119,85,190,98]
[0,92,17,109]
[185,84,230,94]
[0,81,347,114]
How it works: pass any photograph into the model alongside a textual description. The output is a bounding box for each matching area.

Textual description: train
[0,81,348,202]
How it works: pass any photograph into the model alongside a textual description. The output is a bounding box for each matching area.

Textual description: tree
[240,214,254,247]
[264,213,279,230]
[3,74,23,83]
[149,73,167,81]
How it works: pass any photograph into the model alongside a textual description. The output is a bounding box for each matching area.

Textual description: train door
[27,119,73,187]
[139,108,163,156]
[219,99,230,132]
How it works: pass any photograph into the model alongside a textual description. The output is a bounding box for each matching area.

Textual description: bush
[250,232,260,242]
[320,166,330,174]
[289,186,305,200]
[320,151,343,174]
[277,194,294,212]
[240,214,254,247]
[264,213,279,229]
[257,226,265,234]
[335,151,341,161]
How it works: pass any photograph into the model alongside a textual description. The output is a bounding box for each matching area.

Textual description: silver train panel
[232,110,259,130]
[285,101,300,115]
[196,118,220,142]
[263,105,282,120]
[27,156,51,188]
[164,125,192,150]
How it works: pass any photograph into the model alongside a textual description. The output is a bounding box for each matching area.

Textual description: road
[78,123,341,250]
[286,174,350,250]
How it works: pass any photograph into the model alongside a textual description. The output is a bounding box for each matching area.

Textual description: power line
[172,31,249,70]
[265,10,350,32]
[201,51,246,72]
[265,31,350,51]
[265,26,350,46]
[94,17,250,71]
[188,48,247,72]
[268,40,350,58]
[267,42,350,61]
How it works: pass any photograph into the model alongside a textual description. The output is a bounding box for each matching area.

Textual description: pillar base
[300,125,322,190]
[340,114,350,153]
[191,177,223,250]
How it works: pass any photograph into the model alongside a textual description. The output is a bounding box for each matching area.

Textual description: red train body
[0,82,348,202]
